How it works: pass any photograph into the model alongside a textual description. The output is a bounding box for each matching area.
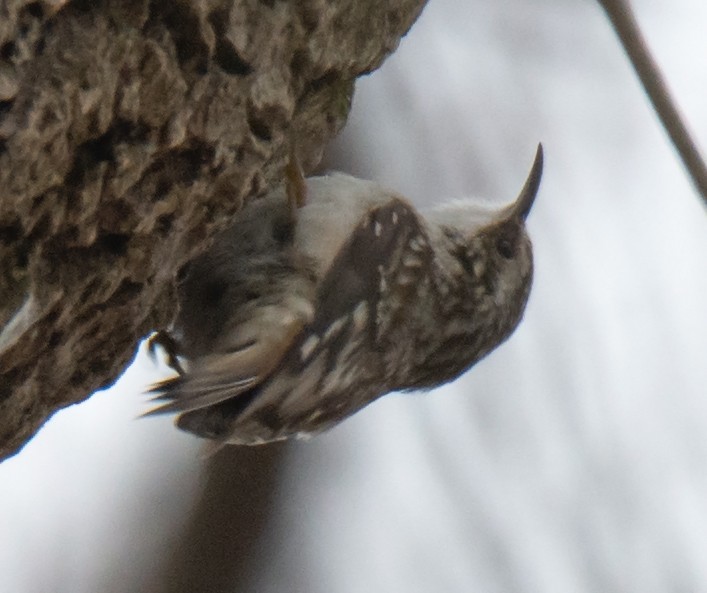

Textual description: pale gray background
[2,1,707,591]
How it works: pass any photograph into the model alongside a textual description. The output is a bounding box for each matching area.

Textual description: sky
[2,1,707,592]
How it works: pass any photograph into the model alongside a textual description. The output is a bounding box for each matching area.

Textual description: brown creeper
[147,145,543,446]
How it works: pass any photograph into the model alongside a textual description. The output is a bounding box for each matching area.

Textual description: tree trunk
[0,0,427,460]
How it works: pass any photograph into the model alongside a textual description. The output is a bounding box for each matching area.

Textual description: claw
[285,149,307,214]
[147,330,186,375]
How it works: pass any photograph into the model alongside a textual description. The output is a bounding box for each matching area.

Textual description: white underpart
[423,197,508,234]
[294,174,409,278]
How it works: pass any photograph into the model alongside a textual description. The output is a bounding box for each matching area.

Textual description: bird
[147,144,544,447]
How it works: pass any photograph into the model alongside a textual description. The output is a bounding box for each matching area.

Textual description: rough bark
[0,0,427,460]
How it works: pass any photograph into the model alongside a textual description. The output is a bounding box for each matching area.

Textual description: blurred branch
[146,445,286,593]
[598,0,707,208]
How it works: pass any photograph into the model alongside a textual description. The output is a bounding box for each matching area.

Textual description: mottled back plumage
[147,145,543,446]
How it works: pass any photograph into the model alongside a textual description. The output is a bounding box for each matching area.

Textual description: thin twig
[598,0,707,207]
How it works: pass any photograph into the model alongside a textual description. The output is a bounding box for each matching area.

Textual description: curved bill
[508,143,544,220]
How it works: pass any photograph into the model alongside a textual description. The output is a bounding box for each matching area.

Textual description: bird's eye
[496,236,515,259]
